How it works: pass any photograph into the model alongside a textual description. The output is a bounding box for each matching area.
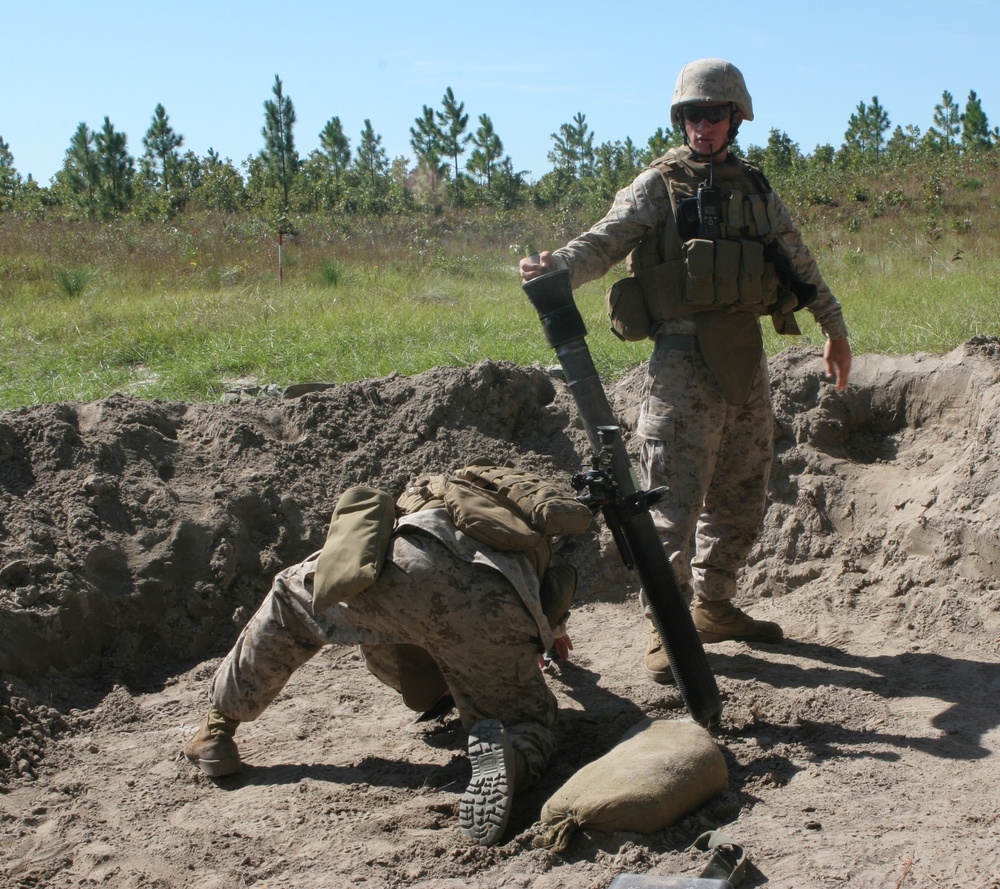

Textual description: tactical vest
[605,150,803,404]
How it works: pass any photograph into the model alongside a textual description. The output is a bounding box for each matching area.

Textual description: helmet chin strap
[682,106,740,159]
[687,141,725,161]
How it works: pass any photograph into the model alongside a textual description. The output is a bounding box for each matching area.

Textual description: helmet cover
[670,58,754,126]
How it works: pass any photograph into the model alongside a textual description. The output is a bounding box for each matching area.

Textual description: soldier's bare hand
[519,251,553,282]
[552,634,573,661]
[824,337,852,392]
[539,634,573,668]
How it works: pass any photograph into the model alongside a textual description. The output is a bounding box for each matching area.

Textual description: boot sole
[185,750,242,777]
[183,738,242,778]
[459,719,512,847]
[696,629,784,644]
[643,664,677,684]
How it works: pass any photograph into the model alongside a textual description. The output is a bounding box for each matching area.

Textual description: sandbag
[313,486,396,612]
[535,717,728,852]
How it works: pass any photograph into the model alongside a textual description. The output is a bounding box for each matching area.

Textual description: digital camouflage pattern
[546,141,846,612]
[637,345,772,609]
[548,146,848,342]
[669,57,755,124]
[209,517,558,787]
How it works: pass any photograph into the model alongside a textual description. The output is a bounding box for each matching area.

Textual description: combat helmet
[670,58,753,152]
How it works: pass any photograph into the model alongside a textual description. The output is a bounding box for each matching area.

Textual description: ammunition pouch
[538,559,578,635]
[605,267,676,342]
[359,643,449,713]
[764,241,817,336]
[605,237,780,343]
[361,556,579,714]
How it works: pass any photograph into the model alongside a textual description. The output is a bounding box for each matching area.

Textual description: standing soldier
[520,59,851,682]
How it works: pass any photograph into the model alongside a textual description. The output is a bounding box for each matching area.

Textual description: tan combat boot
[643,624,676,684]
[183,707,242,777]
[693,599,784,644]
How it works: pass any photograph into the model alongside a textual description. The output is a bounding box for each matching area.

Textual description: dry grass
[2,153,999,409]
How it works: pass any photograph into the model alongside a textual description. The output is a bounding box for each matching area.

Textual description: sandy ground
[2,341,1000,888]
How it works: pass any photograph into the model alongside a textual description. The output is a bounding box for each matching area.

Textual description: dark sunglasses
[682,105,731,124]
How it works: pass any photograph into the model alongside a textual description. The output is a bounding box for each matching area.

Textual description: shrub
[54,267,93,298]
[320,260,340,287]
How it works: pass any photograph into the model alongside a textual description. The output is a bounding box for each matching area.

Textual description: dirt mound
[0,360,595,685]
[2,343,1000,887]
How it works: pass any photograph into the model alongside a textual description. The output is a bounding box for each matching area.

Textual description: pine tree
[843,96,891,161]
[95,116,134,217]
[142,103,184,192]
[196,155,246,214]
[644,126,684,163]
[467,114,504,189]
[929,90,961,150]
[319,116,351,178]
[886,124,922,161]
[302,117,352,212]
[761,129,800,173]
[592,138,642,206]
[355,119,388,191]
[548,113,595,177]
[409,105,444,172]
[435,87,470,179]
[0,135,20,210]
[261,74,299,209]
[867,96,891,158]
[961,90,991,152]
[59,122,100,218]
[408,104,447,205]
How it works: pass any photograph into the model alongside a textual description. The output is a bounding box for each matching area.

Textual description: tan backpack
[398,461,592,580]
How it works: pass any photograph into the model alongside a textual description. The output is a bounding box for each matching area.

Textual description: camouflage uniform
[209,509,558,786]
[546,144,848,606]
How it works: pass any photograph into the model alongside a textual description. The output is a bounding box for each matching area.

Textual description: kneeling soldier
[184,463,588,848]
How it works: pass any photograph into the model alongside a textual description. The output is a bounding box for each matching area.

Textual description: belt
[657,334,700,354]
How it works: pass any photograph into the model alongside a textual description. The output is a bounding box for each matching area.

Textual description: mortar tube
[522,268,722,727]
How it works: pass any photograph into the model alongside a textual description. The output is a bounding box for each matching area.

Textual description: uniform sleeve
[769,191,850,340]
[550,168,672,290]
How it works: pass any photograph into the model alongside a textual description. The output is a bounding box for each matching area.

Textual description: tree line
[0,76,996,225]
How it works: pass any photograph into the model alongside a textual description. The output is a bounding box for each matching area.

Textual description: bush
[54,267,93,298]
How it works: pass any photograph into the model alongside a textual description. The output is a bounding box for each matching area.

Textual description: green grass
[1,206,999,410]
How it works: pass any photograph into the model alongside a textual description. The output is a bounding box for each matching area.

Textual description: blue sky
[4,0,998,185]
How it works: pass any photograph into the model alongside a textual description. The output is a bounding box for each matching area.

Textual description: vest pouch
[682,239,715,307]
[605,275,652,342]
[457,463,593,537]
[635,259,685,336]
[313,486,396,612]
[443,478,543,553]
[539,560,578,634]
[606,257,687,341]
[738,239,766,308]
[713,239,741,307]
[396,473,447,515]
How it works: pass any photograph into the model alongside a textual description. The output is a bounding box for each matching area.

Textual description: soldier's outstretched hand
[824,337,852,392]
[540,634,573,667]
